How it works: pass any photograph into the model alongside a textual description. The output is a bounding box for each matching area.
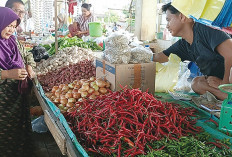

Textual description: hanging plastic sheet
[199,0,225,21]
[212,0,232,27]
[172,0,207,19]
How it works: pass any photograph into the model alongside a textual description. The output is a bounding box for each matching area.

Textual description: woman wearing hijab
[0,7,33,156]
[69,3,94,37]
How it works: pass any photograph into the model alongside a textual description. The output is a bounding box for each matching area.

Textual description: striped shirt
[75,14,94,32]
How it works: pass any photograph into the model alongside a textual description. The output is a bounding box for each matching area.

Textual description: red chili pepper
[66,87,199,157]
[206,142,222,149]
[204,119,219,127]
[117,143,121,157]
[122,137,135,147]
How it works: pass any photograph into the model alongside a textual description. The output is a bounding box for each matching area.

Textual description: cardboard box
[96,58,156,94]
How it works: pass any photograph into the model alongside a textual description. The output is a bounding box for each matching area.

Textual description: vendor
[69,3,94,37]
[0,7,34,156]
[153,3,232,100]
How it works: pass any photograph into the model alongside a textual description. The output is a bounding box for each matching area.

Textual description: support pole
[54,0,58,54]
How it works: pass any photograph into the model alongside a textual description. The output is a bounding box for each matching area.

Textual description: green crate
[219,84,232,134]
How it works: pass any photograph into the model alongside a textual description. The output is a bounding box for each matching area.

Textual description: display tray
[33,83,87,157]
[34,81,232,157]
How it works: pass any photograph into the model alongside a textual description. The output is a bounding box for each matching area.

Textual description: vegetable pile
[66,87,202,156]
[38,60,95,92]
[46,77,111,113]
[47,36,103,55]
[141,135,232,157]
[36,46,94,76]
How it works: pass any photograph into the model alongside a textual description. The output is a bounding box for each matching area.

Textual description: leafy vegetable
[45,36,102,55]
[141,135,232,157]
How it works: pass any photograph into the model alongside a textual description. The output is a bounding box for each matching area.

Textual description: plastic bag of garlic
[103,33,131,64]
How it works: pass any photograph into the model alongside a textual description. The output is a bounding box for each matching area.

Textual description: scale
[218,84,232,134]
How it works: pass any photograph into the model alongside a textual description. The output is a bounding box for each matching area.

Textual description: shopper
[5,0,26,40]
[69,3,94,37]
[0,7,34,156]
[153,3,232,100]
[5,0,36,79]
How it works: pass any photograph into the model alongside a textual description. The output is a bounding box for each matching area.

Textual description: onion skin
[52,86,59,93]
[66,102,75,108]
[60,98,68,105]
[96,79,106,88]
[73,92,81,99]
[99,88,108,94]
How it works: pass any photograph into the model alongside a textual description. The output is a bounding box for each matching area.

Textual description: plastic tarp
[172,0,207,19]
[172,0,232,28]
[212,0,232,27]
[200,0,225,21]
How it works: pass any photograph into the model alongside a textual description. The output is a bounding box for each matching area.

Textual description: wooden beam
[135,0,157,41]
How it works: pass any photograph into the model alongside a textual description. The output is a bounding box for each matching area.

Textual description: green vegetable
[41,44,51,51]
[140,136,232,157]
[46,36,103,55]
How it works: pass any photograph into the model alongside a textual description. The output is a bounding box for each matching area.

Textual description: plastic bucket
[89,22,102,37]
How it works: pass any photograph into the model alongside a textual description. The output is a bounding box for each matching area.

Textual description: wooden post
[135,0,157,41]
[54,0,58,54]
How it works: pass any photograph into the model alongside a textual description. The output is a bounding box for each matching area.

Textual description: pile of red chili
[66,87,202,156]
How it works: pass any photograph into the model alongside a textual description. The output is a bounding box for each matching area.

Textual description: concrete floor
[32,132,66,157]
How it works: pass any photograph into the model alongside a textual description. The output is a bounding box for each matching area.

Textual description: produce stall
[32,33,232,157]
[26,0,232,156]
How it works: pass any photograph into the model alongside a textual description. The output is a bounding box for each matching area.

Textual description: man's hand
[1,69,28,80]
[26,65,36,79]
[207,76,222,89]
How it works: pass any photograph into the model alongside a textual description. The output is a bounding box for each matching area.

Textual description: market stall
[32,30,232,157]
[2,0,232,156]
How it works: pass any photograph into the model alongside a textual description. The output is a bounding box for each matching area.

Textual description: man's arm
[216,39,232,84]
[153,52,169,63]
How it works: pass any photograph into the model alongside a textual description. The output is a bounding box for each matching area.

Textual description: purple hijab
[0,7,24,70]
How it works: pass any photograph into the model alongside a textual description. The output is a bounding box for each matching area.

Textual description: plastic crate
[219,84,232,134]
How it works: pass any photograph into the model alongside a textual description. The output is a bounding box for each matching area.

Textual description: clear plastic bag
[174,69,192,92]
[104,48,131,64]
[31,115,49,133]
[103,33,131,64]
[130,46,153,63]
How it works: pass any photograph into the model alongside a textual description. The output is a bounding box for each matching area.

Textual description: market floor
[32,131,66,157]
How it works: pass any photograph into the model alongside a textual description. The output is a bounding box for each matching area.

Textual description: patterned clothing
[17,40,36,69]
[0,79,33,157]
[0,42,35,156]
[75,14,94,35]
[0,40,36,80]
[0,7,35,156]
